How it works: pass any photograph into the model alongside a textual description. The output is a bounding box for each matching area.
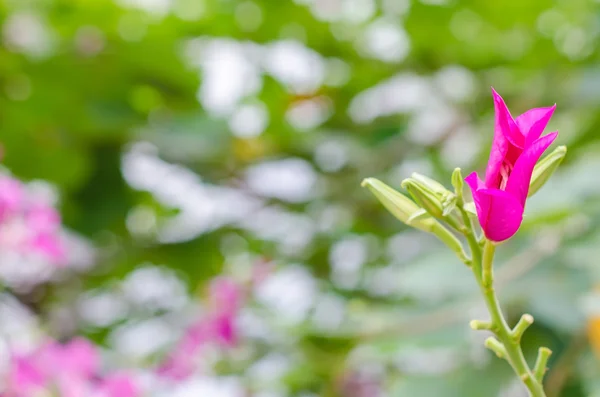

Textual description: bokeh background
[2,0,600,396]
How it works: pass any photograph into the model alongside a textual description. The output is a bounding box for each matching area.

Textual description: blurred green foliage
[4,0,600,396]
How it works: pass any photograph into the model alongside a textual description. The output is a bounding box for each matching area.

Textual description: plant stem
[461,217,547,396]
[458,206,481,271]
[478,269,546,396]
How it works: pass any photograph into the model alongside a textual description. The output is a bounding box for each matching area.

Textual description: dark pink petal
[485,89,522,187]
[476,188,524,242]
[516,105,556,146]
[492,88,523,147]
[505,132,558,206]
[466,173,525,242]
[465,172,490,230]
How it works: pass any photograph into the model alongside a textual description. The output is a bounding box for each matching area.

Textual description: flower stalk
[460,200,548,396]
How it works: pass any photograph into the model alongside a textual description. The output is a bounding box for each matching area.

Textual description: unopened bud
[441,194,457,217]
[402,179,445,218]
[529,145,566,197]
[451,168,464,202]
[402,174,456,219]
[411,173,449,196]
[363,178,469,263]
[361,178,437,233]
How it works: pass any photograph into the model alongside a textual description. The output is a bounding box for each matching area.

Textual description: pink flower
[6,338,138,397]
[466,89,558,242]
[57,337,100,378]
[95,374,139,397]
[157,277,244,381]
[9,354,46,393]
[0,176,23,222]
[0,174,66,264]
[210,277,243,315]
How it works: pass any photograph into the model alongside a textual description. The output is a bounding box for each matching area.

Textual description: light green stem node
[511,314,534,342]
[533,347,553,383]
[469,320,493,331]
[485,337,507,359]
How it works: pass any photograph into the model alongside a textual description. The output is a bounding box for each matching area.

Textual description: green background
[2,0,600,395]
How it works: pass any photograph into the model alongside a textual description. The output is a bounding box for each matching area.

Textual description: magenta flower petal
[516,105,556,146]
[466,172,525,242]
[485,89,521,187]
[505,132,558,206]
[478,188,524,242]
[492,88,523,147]
[465,172,489,229]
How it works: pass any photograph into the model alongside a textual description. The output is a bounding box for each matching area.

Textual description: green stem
[478,274,545,396]
[464,222,546,396]
[534,347,552,383]
[482,240,495,287]
[458,206,481,273]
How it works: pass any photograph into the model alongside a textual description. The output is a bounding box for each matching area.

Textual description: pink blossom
[5,338,138,397]
[0,176,23,222]
[95,374,139,397]
[0,174,66,264]
[466,89,558,242]
[210,277,243,315]
[158,277,244,380]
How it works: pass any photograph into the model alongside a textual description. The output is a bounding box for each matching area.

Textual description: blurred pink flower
[0,173,66,264]
[158,277,244,380]
[95,374,139,397]
[6,338,138,397]
[210,276,243,315]
[465,89,558,242]
[0,176,23,223]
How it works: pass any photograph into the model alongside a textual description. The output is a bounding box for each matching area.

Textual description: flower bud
[410,173,449,196]
[361,178,437,233]
[401,179,445,218]
[451,168,464,200]
[528,145,566,197]
[362,178,469,262]
[402,173,456,219]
